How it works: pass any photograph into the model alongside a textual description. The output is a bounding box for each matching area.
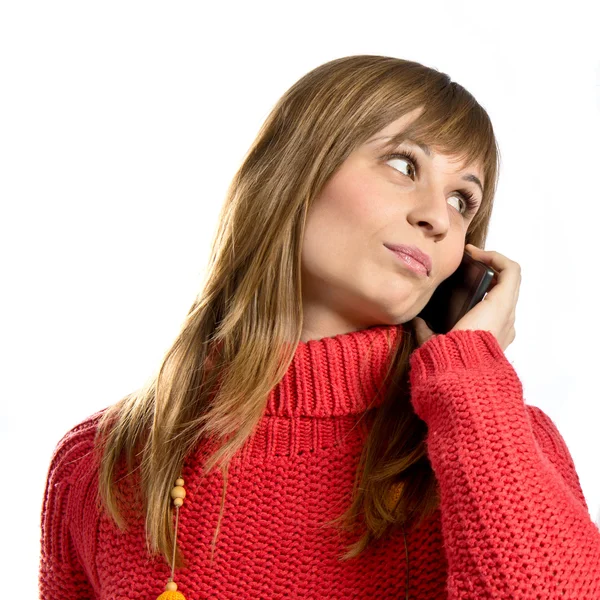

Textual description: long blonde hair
[93,54,500,568]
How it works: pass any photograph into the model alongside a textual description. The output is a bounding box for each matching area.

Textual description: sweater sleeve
[408,329,600,599]
[39,426,97,599]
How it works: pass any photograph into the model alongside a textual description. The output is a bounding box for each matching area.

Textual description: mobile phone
[416,249,498,334]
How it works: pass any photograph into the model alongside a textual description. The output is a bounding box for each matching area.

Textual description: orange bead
[175,478,184,486]
[156,579,187,599]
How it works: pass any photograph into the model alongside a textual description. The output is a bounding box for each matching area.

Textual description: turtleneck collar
[263,323,403,418]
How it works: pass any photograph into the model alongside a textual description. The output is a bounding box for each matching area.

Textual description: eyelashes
[383,149,480,217]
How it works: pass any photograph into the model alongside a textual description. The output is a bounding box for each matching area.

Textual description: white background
[1,1,599,594]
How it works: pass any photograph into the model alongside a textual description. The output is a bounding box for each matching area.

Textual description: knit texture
[39,325,600,599]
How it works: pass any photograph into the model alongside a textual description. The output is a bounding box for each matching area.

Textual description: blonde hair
[93,54,501,568]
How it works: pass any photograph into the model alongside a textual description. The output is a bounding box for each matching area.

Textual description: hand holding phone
[414,244,521,352]
[416,247,498,335]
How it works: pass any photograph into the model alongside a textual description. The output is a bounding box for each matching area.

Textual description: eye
[384,150,480,218]
[385,151,418,178]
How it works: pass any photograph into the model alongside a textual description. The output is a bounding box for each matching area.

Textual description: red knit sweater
[39,325,600,599]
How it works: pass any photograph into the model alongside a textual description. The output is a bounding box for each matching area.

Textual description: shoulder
[526,404,588,512]
[526,404,573,468]
[45,408,108,489]
[40,409,111,593]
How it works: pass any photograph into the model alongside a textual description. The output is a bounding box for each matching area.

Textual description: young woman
[39,55,600,599]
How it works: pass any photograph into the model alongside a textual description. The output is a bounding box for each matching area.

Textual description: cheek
[433,245,465,283]
[313,166,384,229]
[301,168,381,276]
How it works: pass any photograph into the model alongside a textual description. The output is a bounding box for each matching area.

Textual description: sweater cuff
[409,329,512,383]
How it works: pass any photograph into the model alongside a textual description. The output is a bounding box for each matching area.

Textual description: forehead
[364,115,485,192]
[366,114,469,161]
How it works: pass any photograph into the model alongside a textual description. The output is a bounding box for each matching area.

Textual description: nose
[406,186,452,238]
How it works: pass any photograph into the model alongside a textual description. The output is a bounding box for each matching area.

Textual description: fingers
[465,244,521,297]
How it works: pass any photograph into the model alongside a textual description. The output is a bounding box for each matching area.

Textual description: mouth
[384,243,432,276]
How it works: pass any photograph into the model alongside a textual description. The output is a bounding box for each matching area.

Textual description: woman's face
[300,106,485,342]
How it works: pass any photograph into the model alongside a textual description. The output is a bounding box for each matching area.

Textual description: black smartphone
[416,249,498,334]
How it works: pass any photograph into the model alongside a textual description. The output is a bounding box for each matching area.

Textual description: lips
[384,243,432,275]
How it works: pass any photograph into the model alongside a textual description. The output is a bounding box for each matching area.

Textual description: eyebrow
[368,134,485,196]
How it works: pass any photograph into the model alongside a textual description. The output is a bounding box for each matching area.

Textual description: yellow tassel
[156,590,186,599]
